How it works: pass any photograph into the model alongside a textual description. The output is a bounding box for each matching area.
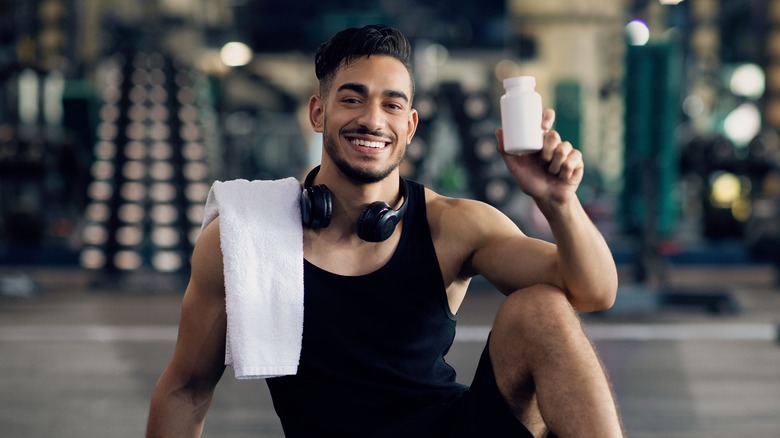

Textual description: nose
[356,102,386,132]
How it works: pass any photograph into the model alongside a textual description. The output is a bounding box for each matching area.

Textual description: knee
[493,284,579,336]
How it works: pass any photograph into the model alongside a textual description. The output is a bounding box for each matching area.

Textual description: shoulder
[195,217,222,258]
[189,217,225,299]
[423,187,525,277]
[424,187,522,239]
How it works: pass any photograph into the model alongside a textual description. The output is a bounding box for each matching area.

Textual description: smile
[350,138,387,149]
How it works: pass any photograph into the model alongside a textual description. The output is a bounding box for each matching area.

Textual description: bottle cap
[503,76,535,90]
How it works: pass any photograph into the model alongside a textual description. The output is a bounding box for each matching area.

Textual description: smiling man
[147,24,623,438]
[317,56,414,181]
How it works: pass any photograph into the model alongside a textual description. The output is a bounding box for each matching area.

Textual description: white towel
[201,177,303,379]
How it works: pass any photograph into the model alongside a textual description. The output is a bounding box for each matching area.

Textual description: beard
[322,121,405,184]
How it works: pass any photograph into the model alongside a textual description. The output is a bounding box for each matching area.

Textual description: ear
[309,95,324,133]
[406,108,419,144]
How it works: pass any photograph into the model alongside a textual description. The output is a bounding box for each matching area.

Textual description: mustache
[342,127,395,142]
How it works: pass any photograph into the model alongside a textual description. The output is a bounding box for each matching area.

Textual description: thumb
[495,128,506,154]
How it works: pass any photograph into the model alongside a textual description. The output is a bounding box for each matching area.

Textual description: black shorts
[373,341,533,438]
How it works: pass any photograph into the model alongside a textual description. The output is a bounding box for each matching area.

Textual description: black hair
[314,24,414,98]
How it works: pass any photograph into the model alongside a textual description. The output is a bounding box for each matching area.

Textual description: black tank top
[266,180,467,437]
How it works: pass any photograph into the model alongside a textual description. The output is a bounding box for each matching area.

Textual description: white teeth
[351,139,386,148]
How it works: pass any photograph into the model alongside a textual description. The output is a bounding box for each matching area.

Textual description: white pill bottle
[500,76,543,155]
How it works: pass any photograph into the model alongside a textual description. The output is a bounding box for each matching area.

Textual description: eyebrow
[336,82,409,103]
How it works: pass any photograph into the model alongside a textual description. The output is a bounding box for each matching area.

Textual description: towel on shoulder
[201,177,303,379]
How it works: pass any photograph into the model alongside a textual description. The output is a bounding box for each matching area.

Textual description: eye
[386,102,404,111]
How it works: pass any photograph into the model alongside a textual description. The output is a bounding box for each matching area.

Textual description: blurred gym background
[1,0,778,294]
[3,2,780,437]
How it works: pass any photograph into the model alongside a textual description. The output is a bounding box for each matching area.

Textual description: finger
[564,160,584,182]
[541,129,561,163]
[559,147,584,182]
[542,108,555,132]
[556,146,583,180]
[547,141,574,175]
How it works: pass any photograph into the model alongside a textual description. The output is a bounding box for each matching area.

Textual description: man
[147,24,622,437]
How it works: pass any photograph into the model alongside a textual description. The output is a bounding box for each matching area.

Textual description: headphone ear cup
[301,185,332,229]
[357,201,397,242]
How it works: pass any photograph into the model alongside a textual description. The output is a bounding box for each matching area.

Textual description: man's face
[310,55,418,184]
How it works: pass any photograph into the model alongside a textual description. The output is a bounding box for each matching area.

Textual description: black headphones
[300,166,409,242]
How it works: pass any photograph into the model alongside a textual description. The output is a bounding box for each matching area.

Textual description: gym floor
[1,263,779,437]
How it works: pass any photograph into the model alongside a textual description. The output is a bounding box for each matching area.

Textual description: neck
[310,163,402,228]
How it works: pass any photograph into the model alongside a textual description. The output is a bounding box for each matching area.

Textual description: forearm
[541,197,618,311]
[146,376,212,437]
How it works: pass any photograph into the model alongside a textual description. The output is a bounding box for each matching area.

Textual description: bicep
[465,204,561,295]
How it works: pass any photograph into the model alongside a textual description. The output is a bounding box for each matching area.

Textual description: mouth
[349,138,388,149]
